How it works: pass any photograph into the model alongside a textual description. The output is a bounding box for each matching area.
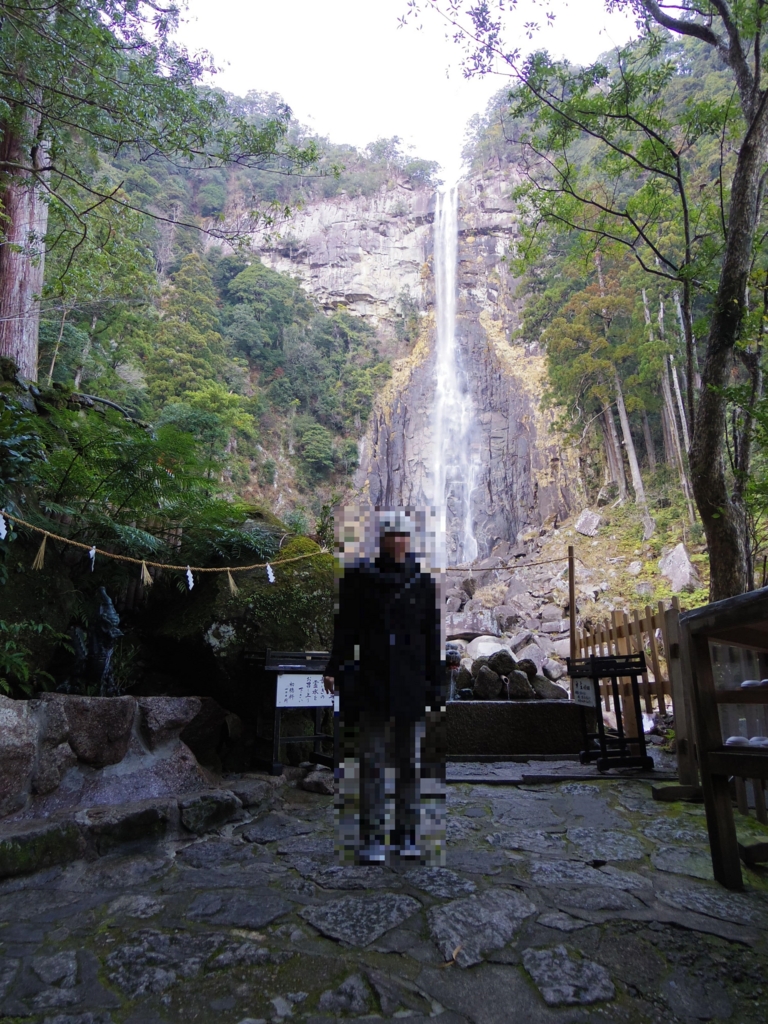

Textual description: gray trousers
[354,714,424,844]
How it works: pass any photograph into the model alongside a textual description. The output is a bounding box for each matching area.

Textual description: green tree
[146,254,226,406]
[0,0,316,380]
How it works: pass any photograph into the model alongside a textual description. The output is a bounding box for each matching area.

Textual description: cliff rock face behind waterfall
[256,172,583,562]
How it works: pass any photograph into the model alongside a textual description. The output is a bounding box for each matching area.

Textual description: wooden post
[568,545,577,662]
[632,608,653,712]
[665,604,699,789]
[614,610,641,751]
[645,604,666,714]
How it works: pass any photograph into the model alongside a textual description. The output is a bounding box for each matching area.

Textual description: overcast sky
[178,0,636,181]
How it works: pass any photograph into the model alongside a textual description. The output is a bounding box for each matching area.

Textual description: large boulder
[455,664,473,690]
[39,694,136,767]
[473,666,502,700]
[495,606,524,632]
[575,509,604,537]
[466,636,507,660]
[31,697,76,795]
[0,696,37,816]
[515,644,544,674]
[507,670,536,699]
[138,696,202,749]
[543,659,567,682]
[488,648,517,677]
[470,656,490,678]
[658,543,701,593]
[531,675,569,700]
[445,608,501,638]
[180,789,242,834]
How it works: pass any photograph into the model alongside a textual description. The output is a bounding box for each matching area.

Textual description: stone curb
[0,775,284,880]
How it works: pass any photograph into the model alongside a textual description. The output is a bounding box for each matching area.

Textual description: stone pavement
[2,776,768,1024]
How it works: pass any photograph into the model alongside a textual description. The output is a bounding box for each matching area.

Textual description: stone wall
[0,694,209,821]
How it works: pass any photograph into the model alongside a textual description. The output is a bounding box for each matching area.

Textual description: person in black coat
[324,518,443,864]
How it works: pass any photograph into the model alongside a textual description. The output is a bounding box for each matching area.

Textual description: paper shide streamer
[266,563,275,584]
[0,514,6,541]
[89,546,96,571]
[186,566,194,590]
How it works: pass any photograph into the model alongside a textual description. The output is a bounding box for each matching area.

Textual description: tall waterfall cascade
[432,189,478,565]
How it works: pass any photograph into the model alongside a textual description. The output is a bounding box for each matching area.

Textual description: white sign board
[276,673,333,708]
[572,677,598,708]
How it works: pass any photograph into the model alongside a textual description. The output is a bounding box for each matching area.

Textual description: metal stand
[568,653,654,772]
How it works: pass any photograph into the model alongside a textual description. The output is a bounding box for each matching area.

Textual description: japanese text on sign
[276,673,333,708]
[573,677,598,708]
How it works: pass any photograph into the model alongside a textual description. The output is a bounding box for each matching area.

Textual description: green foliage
[298,423,335,478]
[0,620,71,697]
[284,507,309,535]
[0,0,317,302]
[0,389,279,572]
[395,288,421,345]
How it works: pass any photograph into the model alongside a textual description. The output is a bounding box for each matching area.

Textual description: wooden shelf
[707,749,768,778]
[715,688,768,704]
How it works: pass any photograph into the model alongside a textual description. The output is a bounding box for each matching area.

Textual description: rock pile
[450,636,568,701]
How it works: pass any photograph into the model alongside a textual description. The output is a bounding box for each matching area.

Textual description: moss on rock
[0,820,86,879]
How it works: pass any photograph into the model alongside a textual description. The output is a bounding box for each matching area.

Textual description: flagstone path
[2,776,767,1024]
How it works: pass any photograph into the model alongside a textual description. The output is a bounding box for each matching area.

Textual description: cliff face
[256,188,433,330]
[256,172,582,563]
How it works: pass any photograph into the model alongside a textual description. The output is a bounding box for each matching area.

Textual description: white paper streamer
[0,515,6,541]
[266,563,275,584]
[186,566,194,590]
[88,545,96,571]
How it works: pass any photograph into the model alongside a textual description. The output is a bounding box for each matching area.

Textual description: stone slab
[301,893,421,947]
[522,945,615,1005]
[428,888,537,967]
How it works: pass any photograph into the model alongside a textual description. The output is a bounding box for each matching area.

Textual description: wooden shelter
[680,588,768,889]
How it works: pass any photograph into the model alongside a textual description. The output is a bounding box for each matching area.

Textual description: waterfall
[432,188,478,565]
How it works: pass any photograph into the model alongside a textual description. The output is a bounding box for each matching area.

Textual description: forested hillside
[35,94,437,524]
[0,1,437,697]
[462,26,768,597]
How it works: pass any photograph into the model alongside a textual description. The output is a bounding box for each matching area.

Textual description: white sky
[178,0,636,181]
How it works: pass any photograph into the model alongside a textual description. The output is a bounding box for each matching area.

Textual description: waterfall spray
[432,188,478,565]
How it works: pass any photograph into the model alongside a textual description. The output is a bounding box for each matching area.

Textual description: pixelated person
[323,510,443,863]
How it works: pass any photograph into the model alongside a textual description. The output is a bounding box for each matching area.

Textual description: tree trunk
[0,107,49,381]
[73,315,97,391]
[641,409,657,472]
[669,355,691,451]
[690,97,768,600]
[613,370,655,538]
[660,401,675,465]
[661,361,697,524]
[602,403,627,500]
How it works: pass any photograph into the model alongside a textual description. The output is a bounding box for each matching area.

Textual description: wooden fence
[566,552,698,788]
[573,598,681,715]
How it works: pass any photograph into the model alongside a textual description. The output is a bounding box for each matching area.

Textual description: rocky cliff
[255,171,583,563]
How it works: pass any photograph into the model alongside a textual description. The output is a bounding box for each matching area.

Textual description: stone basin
[447,699,595,757]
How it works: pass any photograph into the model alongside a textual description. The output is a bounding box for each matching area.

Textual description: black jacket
[326,553,442,721]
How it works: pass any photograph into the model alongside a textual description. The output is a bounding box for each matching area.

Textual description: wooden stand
[568,653,655,772]
[257,650,335,776]
[680,589,768,889]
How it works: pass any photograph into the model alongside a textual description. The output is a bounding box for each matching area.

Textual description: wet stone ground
[2,778,768,1024]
